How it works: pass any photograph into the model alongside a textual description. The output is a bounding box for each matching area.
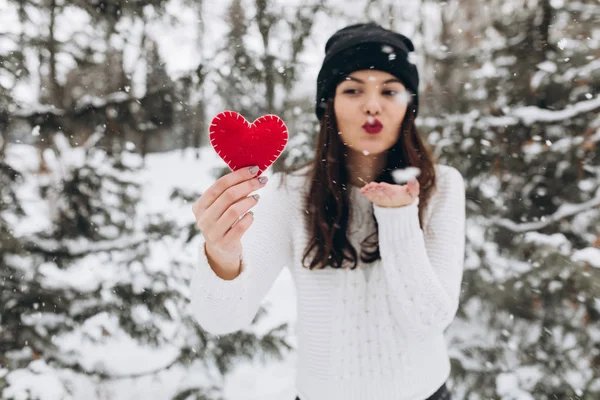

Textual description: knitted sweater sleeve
[189,172,293,335]
[372,166,466,340]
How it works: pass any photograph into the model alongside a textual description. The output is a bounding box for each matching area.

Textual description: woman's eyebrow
[344,76,403,85]
[345,76,404,85]
[344,76,364,83]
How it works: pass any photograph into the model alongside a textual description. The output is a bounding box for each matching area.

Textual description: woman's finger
[360,181,378,193]
[406,178,420,197]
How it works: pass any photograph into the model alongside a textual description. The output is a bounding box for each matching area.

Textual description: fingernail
[249,166,259,175]
[258,176,268,184]
[248,211,254,216]
[252,194,260,200]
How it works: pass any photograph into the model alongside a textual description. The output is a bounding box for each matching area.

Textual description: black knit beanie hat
[315,22,420,121]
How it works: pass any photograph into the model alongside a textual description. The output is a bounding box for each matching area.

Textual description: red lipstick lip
[362,119,383,134]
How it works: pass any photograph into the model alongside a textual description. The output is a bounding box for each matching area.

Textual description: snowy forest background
[1,0,599,399]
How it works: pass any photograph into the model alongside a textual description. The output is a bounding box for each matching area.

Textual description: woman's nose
[362,94,382,115]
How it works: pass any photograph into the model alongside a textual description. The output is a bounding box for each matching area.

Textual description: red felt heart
[209,111,289,175]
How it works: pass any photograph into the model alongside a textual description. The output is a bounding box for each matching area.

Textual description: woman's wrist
[204,242,242,280]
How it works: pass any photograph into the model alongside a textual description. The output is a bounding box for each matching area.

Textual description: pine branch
[97,351,188,380]
[45,348,193,381]
[423,95,600,129]
[560,58,600,83]
[9,82,175,124]
[492,192,600,233]
[21,221,189,258]
[22,233,149,258]
[566,1,600,14]
[171,387,223,400]
[510,96,600,126]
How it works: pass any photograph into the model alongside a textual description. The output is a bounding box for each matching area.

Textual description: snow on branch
[562,58,600,82]
[422,96,600,129]
[566,2,600,14]
[510,96,600,126]
[23,223,188,258]
[10,85,171,123]
[492,192,600,233]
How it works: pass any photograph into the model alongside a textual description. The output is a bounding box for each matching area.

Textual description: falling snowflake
[391,167,421,184]
[381,45,394,54]
[393,91,412,104]
[557,38,568,50]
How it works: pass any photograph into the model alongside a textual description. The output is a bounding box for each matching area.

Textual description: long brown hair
[285,99,437,270]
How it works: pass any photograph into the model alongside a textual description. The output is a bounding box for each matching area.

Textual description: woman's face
[334,70,409,156]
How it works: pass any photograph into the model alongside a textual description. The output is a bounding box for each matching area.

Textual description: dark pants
[295,382,451,400]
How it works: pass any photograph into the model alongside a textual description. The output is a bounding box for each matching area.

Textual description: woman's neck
[345,149,386,187]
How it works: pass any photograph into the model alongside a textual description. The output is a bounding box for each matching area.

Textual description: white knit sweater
[190,164,466,400]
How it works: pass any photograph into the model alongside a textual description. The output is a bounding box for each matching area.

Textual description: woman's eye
[383,90,398,96]
[344,89,360,94]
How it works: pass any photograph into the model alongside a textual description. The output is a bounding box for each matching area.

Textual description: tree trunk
[256,0,275,113]
[48,0,63,108]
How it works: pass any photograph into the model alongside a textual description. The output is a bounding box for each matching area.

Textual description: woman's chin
[344,137,391,156]
[352,145,386,156]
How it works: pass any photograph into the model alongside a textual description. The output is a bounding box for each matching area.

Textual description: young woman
[191,22,465,400]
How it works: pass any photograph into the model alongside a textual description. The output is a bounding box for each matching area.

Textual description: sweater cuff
[373,198,421,241]
[193,241,250,301]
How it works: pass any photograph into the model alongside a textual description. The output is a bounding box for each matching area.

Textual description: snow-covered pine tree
[420,0,600,398]
[0,131,292,399]
[0,159,26,393]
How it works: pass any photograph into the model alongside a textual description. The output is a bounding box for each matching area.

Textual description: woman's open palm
[359,178,419,208]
